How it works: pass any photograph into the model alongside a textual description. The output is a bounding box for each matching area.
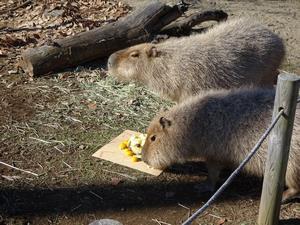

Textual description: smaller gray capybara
[141,88,300,202]
[107,18,285,103]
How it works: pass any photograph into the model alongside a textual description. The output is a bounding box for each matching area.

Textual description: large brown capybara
[142,88,300,202]
[107,18,285,103]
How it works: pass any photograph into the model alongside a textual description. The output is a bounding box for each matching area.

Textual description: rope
[182,108,284,225]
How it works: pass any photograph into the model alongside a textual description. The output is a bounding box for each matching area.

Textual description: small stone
[88,219,123,225]
[44,9,64,17]
[8,70,18,74]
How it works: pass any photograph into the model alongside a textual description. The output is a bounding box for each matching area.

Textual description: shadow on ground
[0,162,265,218]
[280,219,300,225]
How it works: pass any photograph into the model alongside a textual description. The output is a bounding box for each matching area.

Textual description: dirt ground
[1,1,300,225]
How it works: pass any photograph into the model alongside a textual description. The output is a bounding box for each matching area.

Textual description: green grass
[0,67,173,188]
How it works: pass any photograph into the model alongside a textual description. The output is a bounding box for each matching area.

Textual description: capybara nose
[107,53,117,69]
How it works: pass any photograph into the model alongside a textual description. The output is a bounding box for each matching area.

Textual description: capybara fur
[141,88,300,201]
[107,18,285,103]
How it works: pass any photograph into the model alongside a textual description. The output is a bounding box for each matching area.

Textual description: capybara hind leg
[282,187,300,204]
[206,161,222,192]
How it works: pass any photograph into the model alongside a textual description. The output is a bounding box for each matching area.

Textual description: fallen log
[19,1,228,77]
[160,10,228,36]
[19,1,187,76]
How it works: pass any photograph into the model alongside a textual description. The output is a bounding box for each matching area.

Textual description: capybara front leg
[206,161,222,192]
[193,161,222,194]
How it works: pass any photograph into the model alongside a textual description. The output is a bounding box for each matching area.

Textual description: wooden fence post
[258,72,300,225]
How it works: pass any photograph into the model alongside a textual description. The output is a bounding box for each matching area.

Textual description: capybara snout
[142,116,189,170]
[107,52,118,70]
[108,43,159,82]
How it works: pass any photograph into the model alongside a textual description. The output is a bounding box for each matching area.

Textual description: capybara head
[142,115,187,169]
[107,43,161,82]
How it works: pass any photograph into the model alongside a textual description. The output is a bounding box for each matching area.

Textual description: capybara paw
[282,188,300,204]
[194,181,215,194]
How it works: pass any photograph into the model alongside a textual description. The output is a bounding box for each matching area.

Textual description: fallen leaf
[217,218,227,225]
[111,177,123,186]
[88,102,97,110]
[0,35,26,47]
[0,50,7,57]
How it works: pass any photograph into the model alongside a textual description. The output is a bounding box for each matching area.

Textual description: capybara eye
[150,135,156,142]
[130,51,139,58]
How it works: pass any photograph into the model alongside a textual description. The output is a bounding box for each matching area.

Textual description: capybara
[141,88,300,201]
[107,18,285,103]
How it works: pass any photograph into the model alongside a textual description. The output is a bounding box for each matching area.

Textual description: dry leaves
[217,217,227,225]
[0,34,39,47]
[111,177,123,186]
[0,0,130,77]
[0,49,7,57]
[87,102,97,110]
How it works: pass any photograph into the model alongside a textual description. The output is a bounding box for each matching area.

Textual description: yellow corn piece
[122,147,131,152]
[131,156,140,162]
[124,149,134,156]
[119,134,146,161]
[119,141,128,150]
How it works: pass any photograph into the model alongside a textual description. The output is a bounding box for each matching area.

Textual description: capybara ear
[146,46,160,58]
[159,117,172,129]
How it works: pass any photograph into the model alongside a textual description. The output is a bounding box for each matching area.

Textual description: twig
[178,203,190,211]
[2,175,21,181]
[89,191,103,200]
[151,219,172,225]
[29,137,65,146]
[29,137,52,144]
[62,161,72,168]
[54,146,66,154]
[0,160,39,176]
[178,203,191,218]
[102,169,137,181]
[70,204,82,212]
[58,168,78,173]
[208,213,222,219]
[37,163,43,169]
[160,10,228,36]
[65,116,82,123]
[50,140,65,146]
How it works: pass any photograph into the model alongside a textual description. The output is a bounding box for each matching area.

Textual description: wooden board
[93,130,163,176]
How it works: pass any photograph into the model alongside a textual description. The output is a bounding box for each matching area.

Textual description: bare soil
[1,1,300,225]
